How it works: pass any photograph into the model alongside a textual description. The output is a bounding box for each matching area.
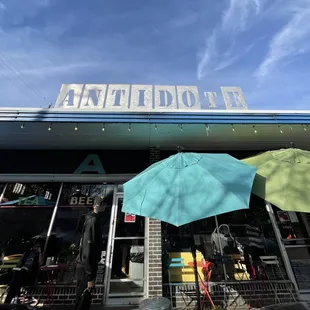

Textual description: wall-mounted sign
[125,213,136,223]
[55,84,248,111]
[277,211,290,223]
[74,154,105,174]
[70,196,94,206]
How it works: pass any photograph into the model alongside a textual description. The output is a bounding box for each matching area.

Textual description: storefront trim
[2,108,310,124]
[0,174,136,183]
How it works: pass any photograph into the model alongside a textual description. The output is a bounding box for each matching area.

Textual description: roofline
[1,107,310,124]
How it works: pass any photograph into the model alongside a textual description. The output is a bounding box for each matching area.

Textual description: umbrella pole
[190,225,201,310]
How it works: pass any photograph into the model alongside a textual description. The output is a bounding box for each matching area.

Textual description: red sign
[277,211,290,223]
[125,213,136,223]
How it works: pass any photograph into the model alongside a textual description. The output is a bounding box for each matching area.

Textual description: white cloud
[221,0,260,33]
[255,4,310,78]
[0,2,6,10]
[197,0,261,80]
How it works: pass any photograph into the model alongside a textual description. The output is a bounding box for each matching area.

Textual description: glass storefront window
[162,195,286,285]
[0,184,6,198]
[0,182,61,285]
[50,183,114,284]
[273,205,310,290]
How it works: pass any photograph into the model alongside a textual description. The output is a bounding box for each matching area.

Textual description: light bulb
[205,124,210,136]
[253,126,257,134]
[48,124,52,131]
[278,126,283,134]
[102,124,105,132]
[21,123,24,129]
[231,125,235,132]
[75,123,78,131]
[128,124,131,132]
[155,124,158,131]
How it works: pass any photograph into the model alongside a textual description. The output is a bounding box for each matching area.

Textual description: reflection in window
[0,183,61,285]
[51,183,114,284]
[162,195,286,286]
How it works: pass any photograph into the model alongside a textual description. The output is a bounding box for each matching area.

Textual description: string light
[304,125,308,131]
[20,122,24,129]
[75,123,78,131]
[231,124,235,132]
[102,124,105,132]
[278,125,283,134]
[253,126,257,134]
[205,124,210,136]
[128,123,131,132]
[48,123,52,131]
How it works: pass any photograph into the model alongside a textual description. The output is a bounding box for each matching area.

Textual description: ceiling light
[278,125,283,134]
[205,124,210,136]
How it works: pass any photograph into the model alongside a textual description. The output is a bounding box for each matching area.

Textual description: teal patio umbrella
[122,152,256,309]
[123,153,257,227]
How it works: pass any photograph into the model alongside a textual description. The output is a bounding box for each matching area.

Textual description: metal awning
[0,108,310,150]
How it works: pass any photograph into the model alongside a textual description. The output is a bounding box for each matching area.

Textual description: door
[274,208,310,297]
[105,195,147,305]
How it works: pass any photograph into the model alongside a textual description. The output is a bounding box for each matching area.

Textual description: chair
[259,256,287,304]
[167,257,185,306]
[199,261,216,309]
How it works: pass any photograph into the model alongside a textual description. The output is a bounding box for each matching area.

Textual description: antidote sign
[55,84,248,111]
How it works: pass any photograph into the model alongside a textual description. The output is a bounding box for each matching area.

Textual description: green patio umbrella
[122,152,256,310]
[242,148,310,212]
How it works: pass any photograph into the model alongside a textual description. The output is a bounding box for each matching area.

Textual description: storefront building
[1,101,310,308]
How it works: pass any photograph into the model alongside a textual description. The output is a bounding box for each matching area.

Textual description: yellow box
[168,252,204,283]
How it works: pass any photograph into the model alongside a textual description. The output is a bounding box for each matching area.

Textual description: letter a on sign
[74,154,105,174]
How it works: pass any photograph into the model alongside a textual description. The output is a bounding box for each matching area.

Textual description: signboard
[124,213,136,223]
[55,84,248,111]
[277,211,290,223]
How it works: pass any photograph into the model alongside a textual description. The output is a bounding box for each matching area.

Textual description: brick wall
[148,147,163,298]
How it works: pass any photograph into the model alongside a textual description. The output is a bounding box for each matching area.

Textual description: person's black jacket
[76,212,103,281]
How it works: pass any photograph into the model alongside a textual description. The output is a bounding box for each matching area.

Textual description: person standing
[75,196,105,309]
[5,239,43,304]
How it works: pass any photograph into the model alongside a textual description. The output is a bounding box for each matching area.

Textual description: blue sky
[0,0,310,110]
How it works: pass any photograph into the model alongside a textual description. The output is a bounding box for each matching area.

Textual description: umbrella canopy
[242,148,310,212]
[122,152,257,227]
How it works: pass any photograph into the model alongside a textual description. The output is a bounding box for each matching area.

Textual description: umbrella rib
[200,162,255,208]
